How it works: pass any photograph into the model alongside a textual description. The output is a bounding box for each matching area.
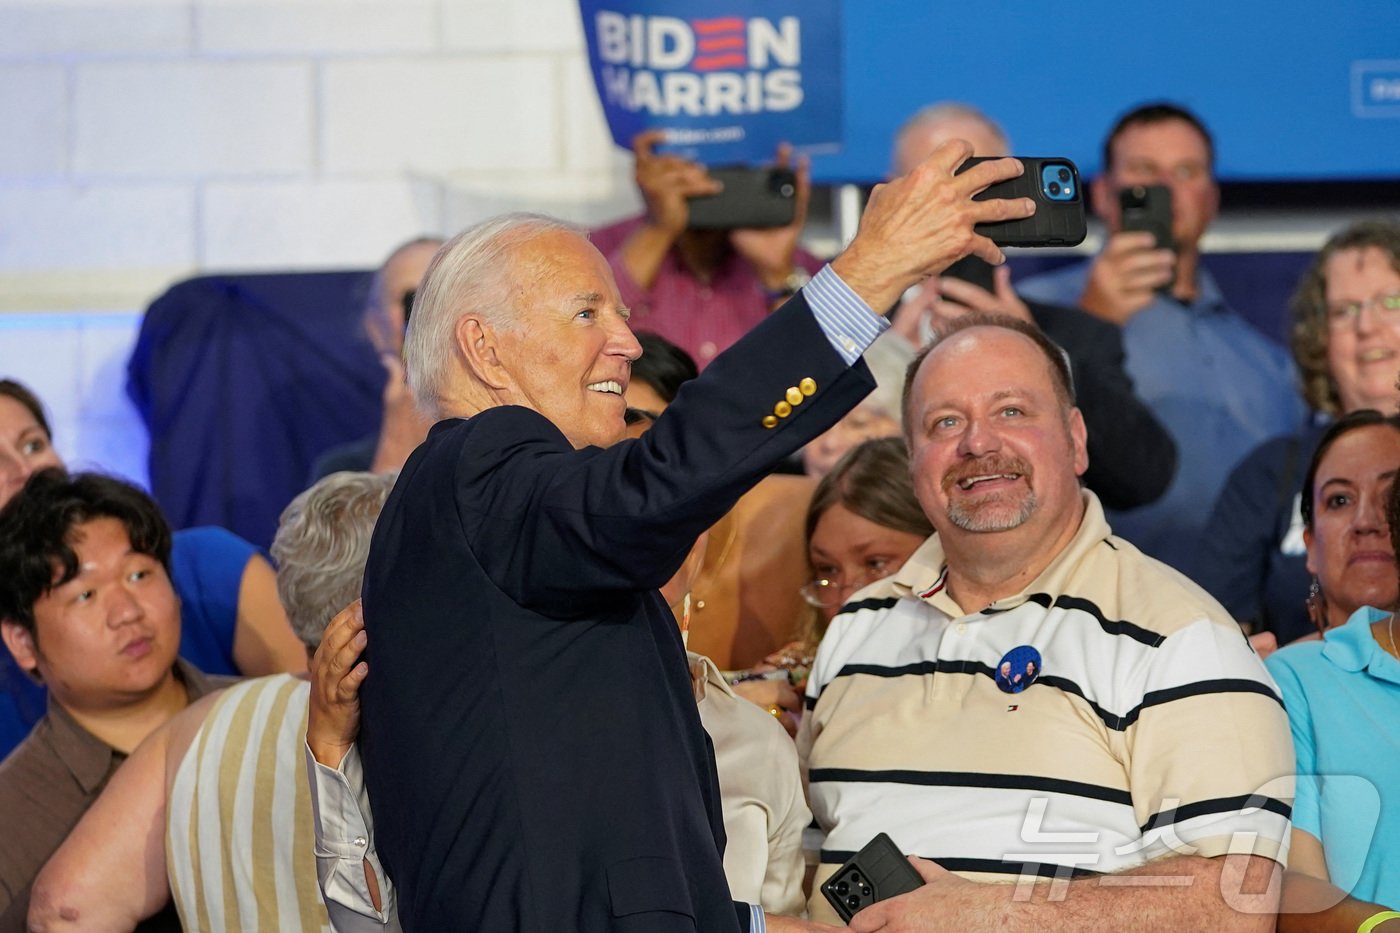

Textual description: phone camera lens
[779,182,795,198]
[1057,167,1071,182]
[846,895,861,910]
[1048,181,1062,196]
[835,882,849,896]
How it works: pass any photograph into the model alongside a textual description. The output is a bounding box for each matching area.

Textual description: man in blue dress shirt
[1019,102,1305,572]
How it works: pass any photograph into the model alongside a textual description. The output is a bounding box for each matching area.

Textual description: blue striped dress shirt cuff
[749,902,766,932]
[803,264,888,365]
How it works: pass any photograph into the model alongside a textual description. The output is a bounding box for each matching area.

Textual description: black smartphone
[820,832,925,922]
[686,166,797,231]
[955,157,1087,247]
[941,255,996,293]
[1119,184,1174,252]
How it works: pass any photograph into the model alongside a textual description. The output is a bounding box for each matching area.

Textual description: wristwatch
[762,268,811,301]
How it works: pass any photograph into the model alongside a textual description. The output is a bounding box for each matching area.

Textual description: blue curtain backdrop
[127,271,383,551]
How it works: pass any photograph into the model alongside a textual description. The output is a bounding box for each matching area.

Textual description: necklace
[1387,613,1398,660]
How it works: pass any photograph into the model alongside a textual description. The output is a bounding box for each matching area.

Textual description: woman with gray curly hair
[1195,219,1400,650]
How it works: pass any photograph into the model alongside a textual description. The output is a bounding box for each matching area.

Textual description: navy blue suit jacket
[360,291,876,932]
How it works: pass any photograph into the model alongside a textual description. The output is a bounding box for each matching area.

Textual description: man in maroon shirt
[591,130,824,368]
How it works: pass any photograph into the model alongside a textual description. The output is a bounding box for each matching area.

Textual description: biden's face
[495,231,643,450]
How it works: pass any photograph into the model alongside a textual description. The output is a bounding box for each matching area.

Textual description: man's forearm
[862,854,1278,933]
[27,731,172,931]
[617,223,677,293]
[995,854,1279,933]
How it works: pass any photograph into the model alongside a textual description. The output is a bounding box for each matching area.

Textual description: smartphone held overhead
[686,166,798,230]
[956,156,1087,248]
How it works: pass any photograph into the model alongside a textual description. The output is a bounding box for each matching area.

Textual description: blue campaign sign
[576,0,842,165]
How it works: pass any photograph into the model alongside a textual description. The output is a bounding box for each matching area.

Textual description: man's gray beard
[946,491,1037,532]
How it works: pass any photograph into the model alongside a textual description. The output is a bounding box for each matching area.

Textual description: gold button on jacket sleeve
[774,401,792,418]
[785,387,804,406]
[761,414,779,429]
[799,377,817,396]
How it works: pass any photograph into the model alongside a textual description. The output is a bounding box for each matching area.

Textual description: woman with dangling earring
[1266,410,1400,930]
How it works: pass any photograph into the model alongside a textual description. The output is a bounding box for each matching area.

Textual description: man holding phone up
[1019,102,1304,573]
[590,130,824,368]
[875,103,1177,513]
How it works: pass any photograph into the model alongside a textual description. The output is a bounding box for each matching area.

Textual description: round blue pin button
[994,644,1042,694]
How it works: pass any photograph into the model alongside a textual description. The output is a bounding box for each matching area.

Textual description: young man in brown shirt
[0,470,230,930]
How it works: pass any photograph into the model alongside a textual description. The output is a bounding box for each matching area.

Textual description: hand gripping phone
[686,166,798,231]
[1119,183,1174,252]
[955,156,1087,247]
[820,832,925,922]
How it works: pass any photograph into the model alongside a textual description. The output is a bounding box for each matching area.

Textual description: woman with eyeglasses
[1196,219,1400,653]
[800,437,933,635]
[739,438,933,706]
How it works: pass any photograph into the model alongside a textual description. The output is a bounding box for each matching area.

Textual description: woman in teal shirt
[1267,411,1400,931]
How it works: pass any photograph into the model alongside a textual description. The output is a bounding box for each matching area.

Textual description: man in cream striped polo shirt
[798,316,1293,931]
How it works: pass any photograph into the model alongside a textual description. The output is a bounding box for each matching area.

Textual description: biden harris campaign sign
[578,0,842,164]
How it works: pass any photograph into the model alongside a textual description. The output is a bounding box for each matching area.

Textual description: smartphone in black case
[941,255,997,293]
[1119,183,1174,252]
[956,156,1087,247]
[820,832,926,922]
[686,166,798,231]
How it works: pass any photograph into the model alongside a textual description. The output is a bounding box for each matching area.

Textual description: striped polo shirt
[166,674,331,932]
[798,492,1293,921]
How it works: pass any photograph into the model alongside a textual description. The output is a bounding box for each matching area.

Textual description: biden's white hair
[404,212,585,418]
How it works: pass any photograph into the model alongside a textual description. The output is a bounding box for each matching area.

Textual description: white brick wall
[0,0,630,293]
[0,64,66,176]
[0,0,633,475]
[0,183,196,269]
[196,4,437,57]
[442,0,584,53]
[202,178,445,267]
[0,5,190,59]
[321,58,561,175]
[559,51,622,176]
[74,61,315,178]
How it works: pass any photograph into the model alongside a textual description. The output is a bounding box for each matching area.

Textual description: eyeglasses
[800,573,879,610]
[1325,291,1400,329]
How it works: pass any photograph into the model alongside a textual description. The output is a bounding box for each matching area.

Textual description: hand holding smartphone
[820,832,925,922]
[685,166,798,230]
[954,157,1087,248]
[1119,184,1174,252]
[1078,185,1176,322]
